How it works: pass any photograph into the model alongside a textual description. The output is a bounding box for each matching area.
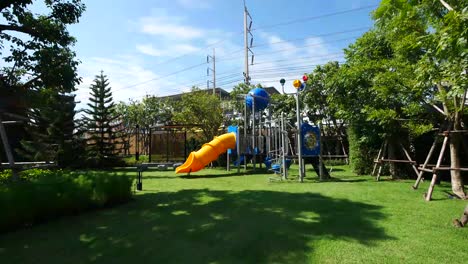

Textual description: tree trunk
[450,133,466,199]
[437,83,466,199]
[388,138,397,179]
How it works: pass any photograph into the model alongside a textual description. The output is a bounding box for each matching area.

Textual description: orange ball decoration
[293,79,302,89]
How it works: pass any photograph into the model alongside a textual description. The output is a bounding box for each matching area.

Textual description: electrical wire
[252,4,377,31]
[111,62,207,93]
[252,58,345,69]
[252,53,344,65]
[252,26,370,48]
[81,6,376,101]
[254,36,358,57]
[108,29,363,94]
[148,31,244,67]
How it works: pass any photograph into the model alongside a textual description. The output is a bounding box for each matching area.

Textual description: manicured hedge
[0,169,133,233]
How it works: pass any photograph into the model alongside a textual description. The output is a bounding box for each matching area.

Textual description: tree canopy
[0,0,85,94]
[115,96,172,155]
[172,87,224,142]
[370,0,467,198]
[0,0,85,164]
[300,0,466,195]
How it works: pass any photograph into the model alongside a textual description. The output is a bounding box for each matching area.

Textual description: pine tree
[19,89,80,167]
[84,71,120,167]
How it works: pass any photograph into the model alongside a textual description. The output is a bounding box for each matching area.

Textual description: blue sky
[69,0,381,107]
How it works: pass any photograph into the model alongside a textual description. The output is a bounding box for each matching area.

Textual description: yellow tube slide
[175,132,236,174]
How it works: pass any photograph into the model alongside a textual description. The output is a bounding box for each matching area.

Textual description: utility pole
[207,48,216,95]
[243,0,254,85]
[296,89,304,182]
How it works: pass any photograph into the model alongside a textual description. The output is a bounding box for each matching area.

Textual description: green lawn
[0,164,466,263]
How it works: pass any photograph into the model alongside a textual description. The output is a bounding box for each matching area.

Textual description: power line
[217,79,244,87]
[217,36,354,62]
[109,50,245,94]
[252,4,377,31]
[80,5,376,103]
[251,61,346,74]
[218,78,244,85]
[112,62,206,93]
[252,54,344,68]
[177,70,242,89]
[114,51,341,99]
[252,53,344,65]
[102,31,362,94]
[252,26,370,48]
[149,31,243,68]
[254,36,359,57]
[84,6,376,102]
[154,57,345,93]
[213,27,370,61]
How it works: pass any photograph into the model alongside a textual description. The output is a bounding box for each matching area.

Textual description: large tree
[18,89,80,167]
[332,30,421,176]
[84,71,120,167]
[372,0,467,198]
[0,0,85,161]
[172,87,223,143]
[0,0,85,95]
[303,61,347,133]
[115,96,172,155]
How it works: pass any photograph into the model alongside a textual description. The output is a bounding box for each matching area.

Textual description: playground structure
[175,79,330,182]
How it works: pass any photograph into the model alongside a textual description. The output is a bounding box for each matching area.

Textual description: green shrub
[0,169,12,184]
[0,168,57,184]
[122,155,149,166]
[0,169,133,233]
[347,123,381,175]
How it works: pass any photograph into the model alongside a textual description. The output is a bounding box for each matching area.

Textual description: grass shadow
[304,177,368,183]
[179,168,272,179]
[0,189,394,263]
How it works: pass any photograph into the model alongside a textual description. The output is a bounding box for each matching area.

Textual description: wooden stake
[372,142,384,176]
[376,140,388,181]
[340,137,349,165]
[413,139,437,189]
[400,143,420,178]
[425,135,449,201]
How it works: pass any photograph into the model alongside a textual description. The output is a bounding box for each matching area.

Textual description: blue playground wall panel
[301,123,320,156]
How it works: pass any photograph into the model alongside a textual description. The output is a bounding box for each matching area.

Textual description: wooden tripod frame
[372,139,419,181]
[412,130,468,201]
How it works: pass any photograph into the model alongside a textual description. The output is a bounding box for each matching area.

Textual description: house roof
[156,88,230,101]
[153,86,281,101]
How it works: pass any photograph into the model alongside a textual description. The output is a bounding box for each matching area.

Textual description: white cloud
[138,10,205,39]
[141,19,204,39]
[74,56,181,111]
[247,32,341,93]
[136,44,164,57]
[303,37,330,57]
[174,44,200,53]
[266,35,298,58]
[177,0,212,9]
[136,43,200,57]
